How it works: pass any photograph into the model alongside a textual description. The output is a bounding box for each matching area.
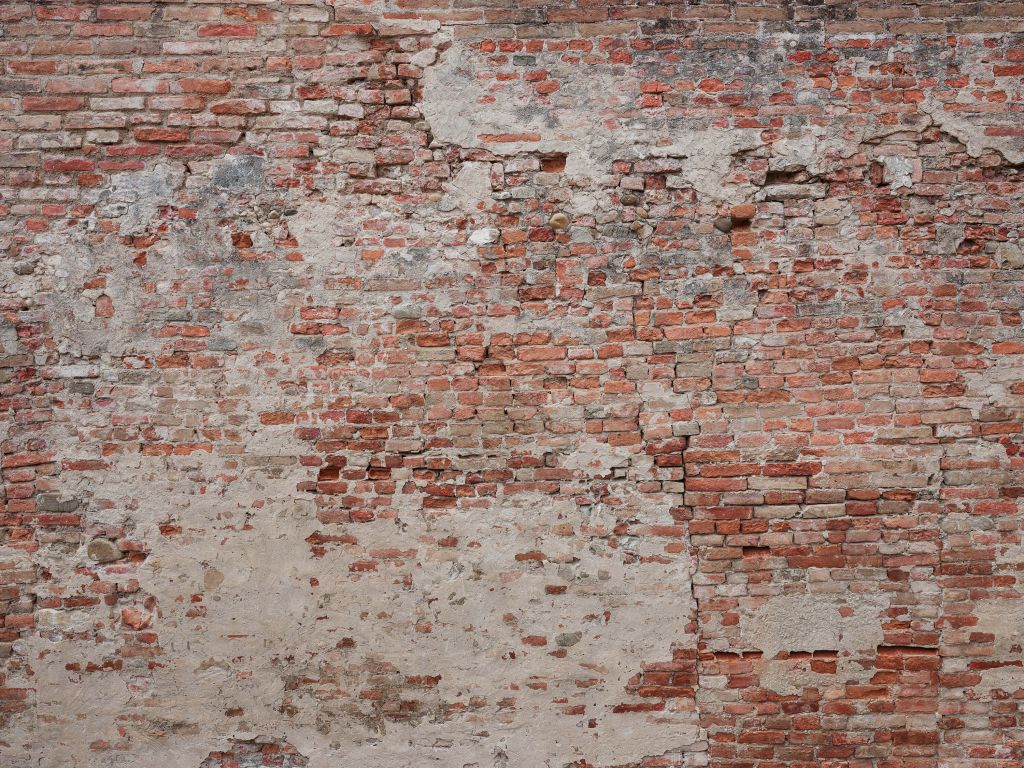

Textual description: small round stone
[619,193,640,206]
[713,216,733,233]
[548,212,570,229]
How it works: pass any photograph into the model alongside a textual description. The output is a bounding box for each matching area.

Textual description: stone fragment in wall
[879,155,917,189]
[468,227,499,245]
[442,161,493,212]
[87,538,123,563]
[209,155,264,193]
[996,242,1024,269]
[38,495,82,513]
[548,212,570,229]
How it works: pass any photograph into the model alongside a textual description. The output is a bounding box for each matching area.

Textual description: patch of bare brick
[1,2,1023,767]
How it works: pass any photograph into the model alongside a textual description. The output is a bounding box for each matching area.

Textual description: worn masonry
[2,1,1024,767]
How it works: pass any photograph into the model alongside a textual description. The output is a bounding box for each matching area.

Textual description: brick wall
[2,1,1023,767]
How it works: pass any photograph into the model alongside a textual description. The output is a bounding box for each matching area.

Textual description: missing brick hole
[778,650,839,660]
[742,545,771,557]
[541,153,567,173]
[762,168,809,185]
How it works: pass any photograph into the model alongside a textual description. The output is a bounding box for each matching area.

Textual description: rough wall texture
[2,1,1024,767]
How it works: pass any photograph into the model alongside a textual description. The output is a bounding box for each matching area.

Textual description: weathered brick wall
[2,1,1024,767]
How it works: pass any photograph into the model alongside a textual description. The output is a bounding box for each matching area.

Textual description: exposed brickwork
[201,740,309,768]
[2,1,1024,767]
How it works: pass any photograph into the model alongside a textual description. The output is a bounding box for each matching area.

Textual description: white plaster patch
[971,600,1024,693]
[741,593,887,659]
[98,163,186,235]
[880,155,915,189]
[560,440,633,475]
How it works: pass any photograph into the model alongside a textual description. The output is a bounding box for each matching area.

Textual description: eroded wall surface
[1,2,1024,767]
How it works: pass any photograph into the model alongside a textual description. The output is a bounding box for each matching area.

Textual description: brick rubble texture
[2,1,1024,767]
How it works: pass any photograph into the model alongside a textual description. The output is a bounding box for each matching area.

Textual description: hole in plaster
[541,153,567,173]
